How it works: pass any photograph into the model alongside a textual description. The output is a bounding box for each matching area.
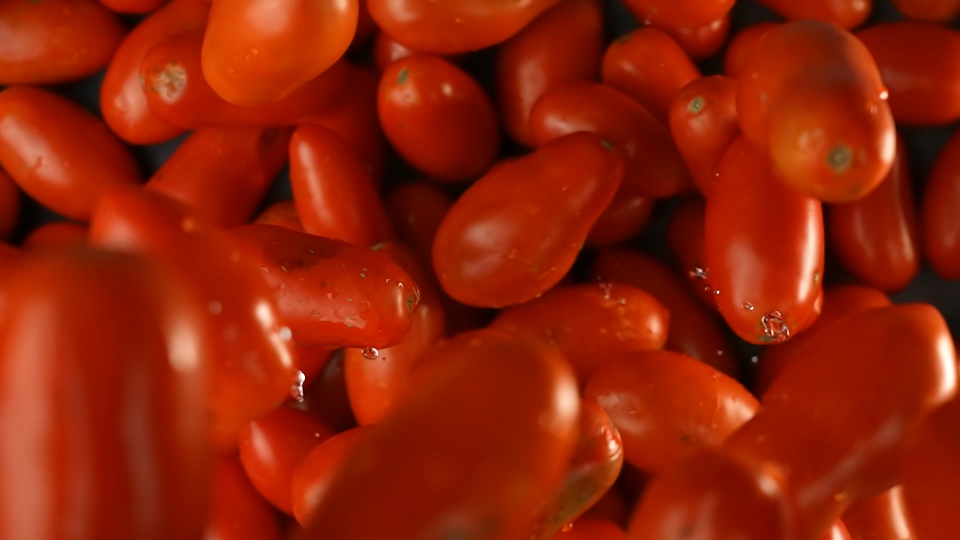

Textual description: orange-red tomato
[206,457,282,540]
[723,21,779,78]
[385,182,453,267]
[842,487,917,540]
[561,518,627,540]
[378,55,500,182]
[902,398,960,540]
[372,33,465,73]
[0,87,140,221]
[496,0,603,147]
[0,169,19,240]
[666,198,718,310]
[200,0,358,106]
[619,0,734,28]
[585,193,655,247]
[290,426,373,527]
[923,127,960,279]
[300,351,358,434]
[433,132,623,307]
[99,0,167,13]
[892,0,960,20]
[21,222,88,252]
[255,201,305,232]
[292,345,334,392]
[754,0,871,29]
[650,13,730,60]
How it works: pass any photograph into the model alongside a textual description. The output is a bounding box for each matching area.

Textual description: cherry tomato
[583,488,629,529]
[0,249,210,539]
[0,87,140,221]
[669,75,739,197]
[300,351,358,434]
[706,137,824,344]
[290,426,373,527]
[99,0,167,13]
[0,0,126,84]
[754,0,871,29]
[841,487,917,540]
[496,0,603,147]
[585,193,655,247]
[560,518,626,540]
[305,329,580,539]
[722,22,779,78]
[650,13,730,61]
[619,0,734,28]
[379,55,500,182]
[0,169,19,240]
[22,222,88,252]
[601,28,701,124]
[255,201,305,232]
[530,82,691,199]
[667,198,719,310]
[147,127,291,227]
[206,457,282,540]
[828,137,919,293]
[385,182,452,267]
[433,132,623,308]
[892,0,960,20]
[289,125,392,247]
[367,0,561,54]
[200,0,358,106]
[902,398,960,540]
[923,127,960,279]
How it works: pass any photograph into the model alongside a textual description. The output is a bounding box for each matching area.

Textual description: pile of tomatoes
[2,0,960,538]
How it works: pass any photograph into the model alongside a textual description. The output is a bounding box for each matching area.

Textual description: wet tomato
[299,351,358,434]
[290,426,373,527]
[841,487,917,540]
[619,0,735,28]
[666,198,717,309]
[206,457,282,540]
[754,0,871,29]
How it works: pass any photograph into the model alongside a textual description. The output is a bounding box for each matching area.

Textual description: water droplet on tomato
[689,267,708,280]
[742,302,754,311]
[291,370,306,402]
[760,311,790,343]
[361,347,379,360]
[561,523,574,532]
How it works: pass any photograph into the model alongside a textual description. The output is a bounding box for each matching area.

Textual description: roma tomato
[0,169,19,240]
[385,182,453,266]
[666,198,718,309]
[255,201,305,232]
[289,125,392,247]
[923,127,960,279]
[22,222,88,252]
[304,330,580,539]
[706,137,824,344]
[300,351,358,434]
[379,55,499,182]
[892,0,960,21]
[290,426,373,527]
[619,0,734,28]
[723,22,779,78]
[0,87,140,221]
[585,193,655,247]
[146,127,292,227]
[0,0,125,84]
[842,487,917,540]
[433,132,623,307]
[206,457,282,540]
[291,345,334,393]
[754,0,871,29]
[496,0,604,147]
[99,0,167,13]
[902,398,960,540]
[561,518,626,540]
[201,0,358,106]
[650,13,730,61]
[530,82,691,199]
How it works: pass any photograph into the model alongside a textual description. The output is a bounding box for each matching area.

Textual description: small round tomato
[255,201,305,232]
[290,426,373,526]
[666,198,718,310]
[902,398,960,540]
[0,169,19,240]
[923,126,960,279]
[206,457,282,540]
[379,55,499,182]
[723,22,779,78]
[385,182,453,266]
[22,222,88,251]
[841,487,917,540]
[892,0,960,20]
[585,193,655,247]
[99,0,167,13]
[650,13,730,60]
[754,0,871,29]
[619,0,734,28]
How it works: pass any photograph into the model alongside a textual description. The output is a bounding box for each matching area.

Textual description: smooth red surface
[903,398,960,540]
[205,457,282,540]
[22,222,88,252]
[290,426,372,526]
[842,487,917,540]
[923,126,960,279]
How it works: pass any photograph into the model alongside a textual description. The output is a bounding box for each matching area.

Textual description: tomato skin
[386,182,452,267]
[290,426,373,527]
[379,55,500,182]
[289,125,392,247]
[723,22,779,78]
[560,518,626,540]
[301,351,358,434]
[583,489,629,529]
[902,398,960,540]
[0,249,210,540]
[892,0,960,21]
[755,0,871,29]
[585,194,654,247]
[0,169,19,241]
[255,201,305,232]
[0,87,140,221]
[0,0,126,85]
[602,28,701,124]
[22,222,88,252]
[666,198,719,310]
[651,13,730,61]
[99,0,167,13]
[669,76,739,197]
[496,0,603,147]
[828,138,919,293]
[433,132,623,308]
[620,0,734,28]
[305,329,580,539]
[201,0,358,106]
[206,457,282,540]
[530,82,691,199]
[922,128,960,279]
[146,127,291,227]
[841,487,917,540]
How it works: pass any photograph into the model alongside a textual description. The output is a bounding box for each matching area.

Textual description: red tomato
[601,28,701,124]
[585,194,655,247]
[378,55,500,182]
[433,132,623,307]
[300,351,358,434]
[923,127,960,279]
[291,345,334,393]
[206,457,282,540]
[290,426,373,526]
[289,125,392,247]
[200,0,358,105]
[496,0,603,147]
[0,169,19,240]
[255,201,305,232]
[22,222,88,252]
[667,198,719,310]
[902,398,960,540]
[560,518,626,540]
[619,0,734,28]
[828,137,919,293]
[841,487,918,540]
[304,329,580,539]
[821,521,853,540]
[372,33,465,73]
[530,82,691,199]
[99,0,167,13]
[0,249,210,539]
[0,0,126,84]
[0,87,140,221]
[583,488,630,529]
[723,22,779,78]
[385,182,453,267]
[146,127,291,227]
[754,0,871,29]
[650,13,730,61]
[892,0,960,20]
[706,137,824,344]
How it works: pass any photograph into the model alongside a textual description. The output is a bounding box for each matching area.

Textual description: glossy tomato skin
[305,329,580,539]
[201,0,358,106]
[858,22,960,126]
[289,125,392,247]
[902,398,960,540]
[290,426,373,527]
[723,22,779,78]
[367,0,561,54]
[300,351,358,434]
[255,201,305,232]
[372,33,466,73]
[99,0,167,13]
[433,132,623,308]
[923,128,960,279]
[561,518,626,540]
[651,13,730,60]
[585,193,655,247]
[0,87,140,221]
[379,55,499,182]
[667,198,719,310]
[828,138,919,293]
[669,76,739,197]
[206,457,282,540]
[146,127,292,227]
[755,0,871,29]
[0,0,125,84]
[22,222,88,252]
[385,182,453,266]
[841,486,917,540]
[0,169,19,240]
[530,82,691,199]
[496,0,604,147]
[0,249,210,540]
[620,0,734,28]
[706,137,824,344]
[892,0,960,21]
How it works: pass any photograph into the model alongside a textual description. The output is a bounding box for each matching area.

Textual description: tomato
[666,198,719,311]
[0,0,125,84]
[560,518,626,540]
[821,521,852,540]
[738,21,895,202]
[206,457,282,540]
[0,249,210,539]
[669,75,739,197]
[367,0,561,54]
[290,345,334,393]
[650,13,730,61]
[902,398,960,540]
[828,137,919,293]
[490,282,669,386]
[496,0,603,147]
[706,137,824,344]
[146,127,291,227]
[841,487,917,540]
[290,426,373,526]
[300,351,358,434]
[255,201,305,232]
[892,0,960,20]
[373,32,418,72]
[530,82,691,199]
[723,22,779,78]
[304,329,580,539]
[754,0,871,29]
[351,0,377,49]
[200,0,358,106]
[433,132,623,308]
[385,182,452,267]
[592,249,739,378]
[289,125,392,247]
[601,28,701,124]
[0,87,140,221]
[585,194,655,247]
[378,55,499,182]
[619,0,734,28]
[922,127,960,279]
[583,488,629,529]
[22,222,88,251]
[586,349,758,474]
[0,169,19,240]
[99,0,167,13]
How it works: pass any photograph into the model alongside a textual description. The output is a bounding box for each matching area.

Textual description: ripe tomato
[378,55,499,182]
[0,169,19,240]
[300,351,358,434]
[582,489,629,529]
[290,426,373,526]
[99,0,167,13]
[923,127,960,279]
[560,518,626,540]
[650,13,730,60]
[722,22,779,78]
[433,132,623,307]
[206,457,282,540]
[585,194,655,247]
[619,0,734,28]
[754,0,871,29]
[255,201,305,232]
[666,198,719,309]
[22,222,88,252]
[385,182,453,267]
[372,33,464,73]
[841,487,917,540]
[892,0,960,20]
[902,398,960,540]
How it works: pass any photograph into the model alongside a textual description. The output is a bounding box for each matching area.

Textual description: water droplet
[742,302,755,311]
[279,326,292,342]
[208,300,223,315]
[750,356,759,364]
[760,311,791,343]
[599,282,613,300]
[717,350,724,356]
[561,523,574,532]
[361,347,379,360]
[360,273,366,278]
[879,90,889,100]
[689,267,708,280]
[290,370,306,402]
[813,271,821,285]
